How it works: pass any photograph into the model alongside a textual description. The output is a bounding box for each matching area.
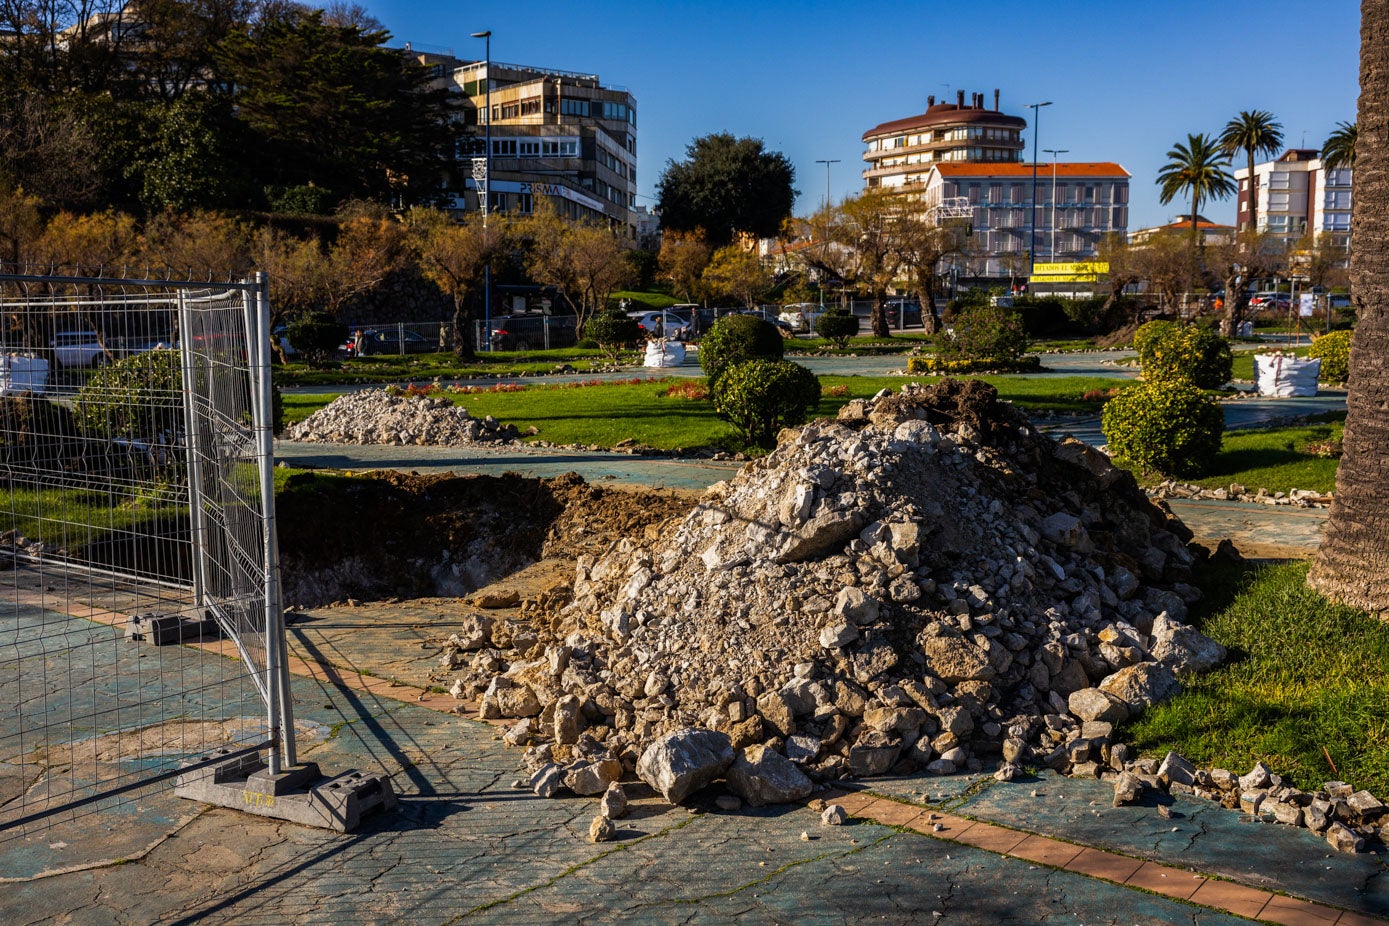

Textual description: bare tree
[139,210,252,279]
[408,207,496,359]
[1206,230,1286,333]
[894,213,967,334]
[701,243,770,309]
[657,228,712,303]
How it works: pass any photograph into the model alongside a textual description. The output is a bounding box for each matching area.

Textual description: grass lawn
[281,373,1123,452]
[1124,560,1389,796]
[1230,345,1312,381]
[274,347,642,386]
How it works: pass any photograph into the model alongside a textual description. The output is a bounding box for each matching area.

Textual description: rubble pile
[1149,480,1331,508]
[286,389,519,446]
[1115,754,1389,854]
[446,380,1232,808]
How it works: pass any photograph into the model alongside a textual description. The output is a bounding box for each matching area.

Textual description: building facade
[916,162,1131,279]
[861,90,1026,195]
[1233,148,1352,253]
[414,50,638,238]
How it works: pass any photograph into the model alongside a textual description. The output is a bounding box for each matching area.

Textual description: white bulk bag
[643,338,686,368]
[1254,354,1320,397]
[0,354,49,396]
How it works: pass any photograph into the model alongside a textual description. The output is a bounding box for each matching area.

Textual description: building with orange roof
[1128,214,1235,246]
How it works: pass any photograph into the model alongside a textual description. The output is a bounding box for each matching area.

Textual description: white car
[778,303,826,334]
[633,310,691,340]
[52,331,108,368]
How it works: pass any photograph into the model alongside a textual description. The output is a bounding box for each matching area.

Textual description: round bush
[1138,324,1232,389]
[814,310,858,348]
[286,313,349,366]
[934,303,1028,363]
[75,349,183,442]
[1308,329,1351,382]
[699,314,784,385]
[583,308,640,361]
[1132,319,1179,362]
[711,358,820,449]
[1101,379,1224,478]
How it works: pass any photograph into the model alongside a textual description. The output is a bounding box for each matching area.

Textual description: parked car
[52,331,108,368]
[778,303,826,334]
[489,314,578,351]
[632,310,691,340]
[726,308,794,337]
[1249,292,1291,311]
[1329,293,1353,309]
[356,327,435,355]
[886,300,924,327]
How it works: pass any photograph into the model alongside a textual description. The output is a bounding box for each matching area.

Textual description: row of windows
[944,126,1018,143]
[941,148,1018,162]
[596,144,632,181]
[970,205,1127,230]
[870,125,1020,152]
[559,98,637,126]
[952,182,1129,205]
[455,137,580,159]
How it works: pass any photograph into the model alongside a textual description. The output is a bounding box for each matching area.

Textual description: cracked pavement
[2,602,1386,924]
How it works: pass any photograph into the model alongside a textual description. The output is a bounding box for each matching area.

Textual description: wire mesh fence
[0,272,288,840]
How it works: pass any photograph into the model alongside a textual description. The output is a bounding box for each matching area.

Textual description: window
[520,97,541,116]
[561,98,588,117]
[518,193,533,214]
[492,139,516,157]
[1113,185,1128,204]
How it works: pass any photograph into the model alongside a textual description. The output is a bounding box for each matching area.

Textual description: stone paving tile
[1063,846,1146,883]
[1005,833,1083,868]
[1337,910,1389,925]
[1124,860,1207,900]
[1257,893,1344,925]
[860,798,925,828]
[1189,878,1277,920]
[948,821,1028,854]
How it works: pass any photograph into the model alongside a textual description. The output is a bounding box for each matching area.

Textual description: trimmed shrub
[1137,323,1232,389]
[934,303,1028,364]
[1308,329,1351,382]
[907,355,1042,375]
[286,313,349,366]
[1101,378,1224,477]
[584,308,640,362]
[699,314,784,385]
[711,358,820,449]
[1132,319,1179,361]
[814,310,859,348]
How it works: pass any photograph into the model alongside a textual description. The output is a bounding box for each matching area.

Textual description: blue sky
[365,0,1359,232]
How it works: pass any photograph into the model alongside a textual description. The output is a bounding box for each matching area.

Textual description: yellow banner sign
[1030,261,1107,283]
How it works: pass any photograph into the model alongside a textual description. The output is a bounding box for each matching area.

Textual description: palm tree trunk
[1308,0,1389,611]
[1246,149,1258,232]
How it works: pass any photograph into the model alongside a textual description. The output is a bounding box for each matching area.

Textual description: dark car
[490,314,578,351]
[357,327,436,355]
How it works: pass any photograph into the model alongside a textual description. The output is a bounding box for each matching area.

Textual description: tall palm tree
[1321,121,1357,171]
[1219,110,1284,233]
[1308,3,1389,611]
[1156,133,1236,246]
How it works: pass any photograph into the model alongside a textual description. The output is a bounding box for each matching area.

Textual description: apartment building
[862,89,1026,195]
[414,50,638,238]
[1233,149,1351,253]
[916,162,1131,279]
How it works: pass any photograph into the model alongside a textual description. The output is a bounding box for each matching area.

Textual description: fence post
[179,289,211,608]
[252,273,294,772]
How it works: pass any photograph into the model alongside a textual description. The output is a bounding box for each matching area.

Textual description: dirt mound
[277,470,692,607]
[445,380,1225,788]
[286,389,519,445]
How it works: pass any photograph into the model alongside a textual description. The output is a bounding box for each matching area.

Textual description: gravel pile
[286,389,518,445]
[446,381,1240,796]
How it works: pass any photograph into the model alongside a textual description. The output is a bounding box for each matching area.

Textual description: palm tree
[1219,110,1284,233]
[1321,121,1357,171]
[1308,4,1389,611]
[1156,133,1236,246]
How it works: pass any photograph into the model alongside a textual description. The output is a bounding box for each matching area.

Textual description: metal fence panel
[0,273,286,839]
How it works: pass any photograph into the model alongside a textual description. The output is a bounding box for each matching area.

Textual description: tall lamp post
[1042,147,1068,262]
[1026,101,1052,279]
[471,30,492,350]
[814,158,840,210]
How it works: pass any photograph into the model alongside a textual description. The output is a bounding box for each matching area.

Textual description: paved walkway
[2,594,1382,924]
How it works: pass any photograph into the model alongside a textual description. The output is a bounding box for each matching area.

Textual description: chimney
[957,89,965,107]
[976,92,983,108]
[927,94,935,107]
[994,89,1000,111]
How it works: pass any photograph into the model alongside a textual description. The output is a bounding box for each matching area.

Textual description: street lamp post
[1043,147,1068,262]
[1027,101,1052,279]
[471,30,492,351]
[814,158,840,210]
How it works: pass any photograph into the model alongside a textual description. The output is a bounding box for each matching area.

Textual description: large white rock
[637,728,735,804]
[725,744,814,807]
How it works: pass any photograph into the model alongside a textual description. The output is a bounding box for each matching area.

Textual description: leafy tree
[701,244,770,308]
[894,212,968,334]
[0,93,101,208]
[1206,230,1286,333]
[520,199,630,332]
[216,7,454,206]
[286,312,348,367]
[1321,121,1357,171]
[136,94,248,212]
[319,209,408,317]
[408,207,495,359]
[35,209,139,272]
[1096,232,1144,324]
[252,226,325,325]
[0,184,44,267]
[140,210,252,279]
[658,229,712,303]
[1219,110,1284,233]
[826,191,903,338]
[656,133,796,247]
[1308,1,1389,610]
[1157,133,1236,246]
[1129,229,1205,310]
[126,0,257,102]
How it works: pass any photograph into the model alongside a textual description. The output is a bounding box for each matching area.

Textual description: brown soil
[276,470,694,607]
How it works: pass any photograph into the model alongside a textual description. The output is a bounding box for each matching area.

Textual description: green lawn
[1125,561,1389,796]
[282,374,1123,453]
[1230,345,1311,381]
[274,347,642,386]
